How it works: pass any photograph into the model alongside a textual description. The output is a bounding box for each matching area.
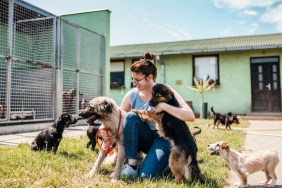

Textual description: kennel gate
[0,0,56,123]
[0,0,105,124]
[60,19,104,116]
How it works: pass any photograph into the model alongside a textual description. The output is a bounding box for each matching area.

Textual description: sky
[25,0,282,46]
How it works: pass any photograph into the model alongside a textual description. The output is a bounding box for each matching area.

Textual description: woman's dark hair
[130,52,157,81]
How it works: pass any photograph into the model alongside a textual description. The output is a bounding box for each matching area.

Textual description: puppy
[79,96,126,181]
[0,104,4,119]
[31,113,78,153]
[86,120,102,151]
[208,141,279,188]
[132,83,204,183]
[210,107,240,130]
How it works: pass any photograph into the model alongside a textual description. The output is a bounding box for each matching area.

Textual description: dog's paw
[259,180,267,185]
[131,109,139,114]
[109,172,115,179]
[85,172,94,179]
[238,184,250,188]
[234,182,240,186]
[111,178,118,183]
[235,182,250,188]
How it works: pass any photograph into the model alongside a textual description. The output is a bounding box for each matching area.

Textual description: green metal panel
[62,10,111,96]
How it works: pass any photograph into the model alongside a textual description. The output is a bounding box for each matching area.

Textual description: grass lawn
[0,119,249,188]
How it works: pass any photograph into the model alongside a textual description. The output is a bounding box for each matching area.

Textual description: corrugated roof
[111,33,282,58]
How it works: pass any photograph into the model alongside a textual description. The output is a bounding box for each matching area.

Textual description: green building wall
[110,49,282,115]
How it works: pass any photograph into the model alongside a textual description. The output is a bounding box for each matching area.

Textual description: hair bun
[144,52,156,63]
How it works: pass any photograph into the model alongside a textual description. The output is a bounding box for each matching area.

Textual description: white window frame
[193,55,219,84]
[110,60,125,89]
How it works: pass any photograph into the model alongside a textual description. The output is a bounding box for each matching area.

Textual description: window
[193,55,219,84]
[131,58,141,88]
[110,60,125,89]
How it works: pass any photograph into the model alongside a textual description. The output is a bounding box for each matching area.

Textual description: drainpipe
[156,55,165,84]
[160,62,165,84]
[158,56,165,84]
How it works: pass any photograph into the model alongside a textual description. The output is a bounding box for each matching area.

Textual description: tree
[188,76,216,103]
[188,76,216,118]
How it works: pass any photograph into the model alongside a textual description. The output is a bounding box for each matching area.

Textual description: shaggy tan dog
[208,141,279,188]
[79,97,126,181]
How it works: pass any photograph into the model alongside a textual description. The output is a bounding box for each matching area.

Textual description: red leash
[95,109,122,155]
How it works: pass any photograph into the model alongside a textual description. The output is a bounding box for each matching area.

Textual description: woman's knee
[124,111,140,128]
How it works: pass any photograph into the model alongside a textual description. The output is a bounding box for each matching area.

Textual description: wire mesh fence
[61,20,104,116]
[0,0,104,124]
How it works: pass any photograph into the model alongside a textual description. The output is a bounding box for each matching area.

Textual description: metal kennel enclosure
[0,0,105,124]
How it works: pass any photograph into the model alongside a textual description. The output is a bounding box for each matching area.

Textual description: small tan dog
[208,141,279,188]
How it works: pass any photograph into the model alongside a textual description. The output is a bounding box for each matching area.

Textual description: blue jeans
[124,112,171,179]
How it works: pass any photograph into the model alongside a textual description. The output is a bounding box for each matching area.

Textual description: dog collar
[95,109,122,155]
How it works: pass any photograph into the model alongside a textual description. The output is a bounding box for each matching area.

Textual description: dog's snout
[79,110,85,117]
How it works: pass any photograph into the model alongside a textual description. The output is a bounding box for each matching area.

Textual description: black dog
[86,120,102,151]
[133,83,204,183]
[210,106,240,130]
[31,113,78,153]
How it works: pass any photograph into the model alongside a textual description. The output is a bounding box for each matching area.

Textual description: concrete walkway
[228,120,282,188]
[0,125,89,146]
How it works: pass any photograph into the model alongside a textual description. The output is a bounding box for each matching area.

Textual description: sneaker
[120,164,138,178]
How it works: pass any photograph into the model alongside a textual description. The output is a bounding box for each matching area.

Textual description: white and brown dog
[79,97,126,181]
[208,141,279,187]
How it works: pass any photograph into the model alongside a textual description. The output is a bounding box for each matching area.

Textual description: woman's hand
[153,101,195,122]
[153,102,167,113]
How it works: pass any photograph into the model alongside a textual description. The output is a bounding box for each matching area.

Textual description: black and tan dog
[31,113,78,153]
[132,83,204,183]
[210,106,240,130]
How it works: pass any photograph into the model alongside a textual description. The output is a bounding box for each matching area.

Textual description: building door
[251,57,281,112]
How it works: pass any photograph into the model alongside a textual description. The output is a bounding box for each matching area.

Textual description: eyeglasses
[130,76,146,85]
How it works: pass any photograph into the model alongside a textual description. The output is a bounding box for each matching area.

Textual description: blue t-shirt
[130,88,156,130]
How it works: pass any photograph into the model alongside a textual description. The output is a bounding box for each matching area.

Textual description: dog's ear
[60,113,70,120]
[219,141,229,150]
[99,100,113,113]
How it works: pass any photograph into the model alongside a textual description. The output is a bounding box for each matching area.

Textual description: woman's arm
[120,90,132,112]
[153,88,195,122]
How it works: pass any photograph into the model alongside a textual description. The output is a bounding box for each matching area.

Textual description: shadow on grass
[249,185,282,188]
[59,150,84,160]
[118,167,222,188]
[161,168,223,188]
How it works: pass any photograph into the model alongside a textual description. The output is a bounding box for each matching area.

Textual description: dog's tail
[192,126,201,136]
[210,106,215,114]
[186,155,205,183]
